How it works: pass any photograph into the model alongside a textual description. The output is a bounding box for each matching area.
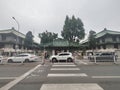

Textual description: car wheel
[24,59,29,63]
[52,58,57,63]
[8,59,13,63]
[67,58,72,62]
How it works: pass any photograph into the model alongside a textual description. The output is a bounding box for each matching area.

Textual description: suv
[49,52,74,62]
[7,53,38,63]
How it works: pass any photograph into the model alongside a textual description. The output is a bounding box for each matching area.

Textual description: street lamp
[12,17,20,31]
[12,17,20,54]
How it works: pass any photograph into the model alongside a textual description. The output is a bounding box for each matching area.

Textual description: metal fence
[76,55,120,65]
[91,55,120,64]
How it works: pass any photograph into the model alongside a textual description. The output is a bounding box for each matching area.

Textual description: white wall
[4,44,13,48]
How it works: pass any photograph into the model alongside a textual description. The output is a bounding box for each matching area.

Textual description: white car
[7,53,38,63]
[49,52,74,62]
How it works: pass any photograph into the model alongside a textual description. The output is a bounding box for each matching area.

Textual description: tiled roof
[95,29,120,38]
[53,39,69,47]
[40,39,80,47]
[0,28,25,38]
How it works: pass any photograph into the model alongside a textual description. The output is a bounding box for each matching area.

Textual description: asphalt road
[0,60,120,90]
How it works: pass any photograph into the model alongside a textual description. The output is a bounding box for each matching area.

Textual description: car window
[20,55,29,57]
[16,54,28,57]
[100,53,113,56]
[59,53,70,56]
[15,55,23,57]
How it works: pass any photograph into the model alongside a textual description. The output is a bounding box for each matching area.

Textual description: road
[0,60,120,90]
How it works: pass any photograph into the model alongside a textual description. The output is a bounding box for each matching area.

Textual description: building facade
[95,29,120,49]
[0,28,39,56]
[81,29,120,51]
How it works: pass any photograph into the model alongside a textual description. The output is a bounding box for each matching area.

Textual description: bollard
[113,55,116,64]
[94,55,97,64]
[42,55,45,65]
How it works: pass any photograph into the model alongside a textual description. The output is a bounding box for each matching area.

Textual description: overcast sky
[0,0,120,42]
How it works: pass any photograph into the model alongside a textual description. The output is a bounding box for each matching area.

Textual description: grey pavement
[0,60,120,90]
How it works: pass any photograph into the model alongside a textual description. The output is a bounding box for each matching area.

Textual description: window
[2,35,6,40]
[112,37,116,42]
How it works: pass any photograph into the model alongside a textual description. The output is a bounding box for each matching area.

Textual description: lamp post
[12,17,20,31]
[12,17,20,54]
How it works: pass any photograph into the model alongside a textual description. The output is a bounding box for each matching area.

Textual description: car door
[13,55,23,62]
[57,54,64,60]
[62,53,69,60]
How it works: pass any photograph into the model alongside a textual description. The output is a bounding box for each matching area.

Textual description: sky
[0,0,120,43]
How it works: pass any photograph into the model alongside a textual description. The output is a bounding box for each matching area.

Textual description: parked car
[90,52,115,62]
[49,52,74,62]
[7,53,38,63]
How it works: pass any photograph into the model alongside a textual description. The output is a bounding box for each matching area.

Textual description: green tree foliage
[39,31,58,44]
[88,30,96,49]
[24,31,34,47]
[61,15,85,42]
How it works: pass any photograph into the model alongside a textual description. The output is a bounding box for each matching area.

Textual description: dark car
[90,52,115,62]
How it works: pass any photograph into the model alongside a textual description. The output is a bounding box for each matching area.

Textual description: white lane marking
[40,84,104,90]
[53,63,74,65]
[47,73,87,77]
[79,61,88,65]
[51,68,80,70]
[0,77,17,79]
[92,76,120,78]
[52,65,76,67]
[0,64,41,90]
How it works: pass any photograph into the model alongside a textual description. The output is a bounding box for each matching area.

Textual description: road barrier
[87,55,119,64]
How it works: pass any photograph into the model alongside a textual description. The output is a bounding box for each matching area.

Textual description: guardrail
[87,55,118,64]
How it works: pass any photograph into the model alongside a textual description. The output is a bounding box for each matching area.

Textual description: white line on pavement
[0,77,17,80]
[0,64,41,90]
[51,68,80,70]
[53,63,74,65]
[47,73,88,77]
[79,61,88,65]
[40,83,104,90]
[92,76,120,78]
[52,65,76,67]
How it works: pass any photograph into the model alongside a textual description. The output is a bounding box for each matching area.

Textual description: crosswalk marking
[53,63,74,65]
[51,68,80,70]
[40,62,104,90]
[47,73,88,77]
[40,84,104,90]
[92,76,120,78]
[52,65,76,67]
[79,61,88,65]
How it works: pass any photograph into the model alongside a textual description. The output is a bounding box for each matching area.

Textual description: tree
[61,15,85,42]
[39,30,58,44]
[24,31,34,48]
[88,30,96,49]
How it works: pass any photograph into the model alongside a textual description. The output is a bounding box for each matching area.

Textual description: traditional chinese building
[81,28,120,53]
[40,38,83,55]
[0,28,39,56]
